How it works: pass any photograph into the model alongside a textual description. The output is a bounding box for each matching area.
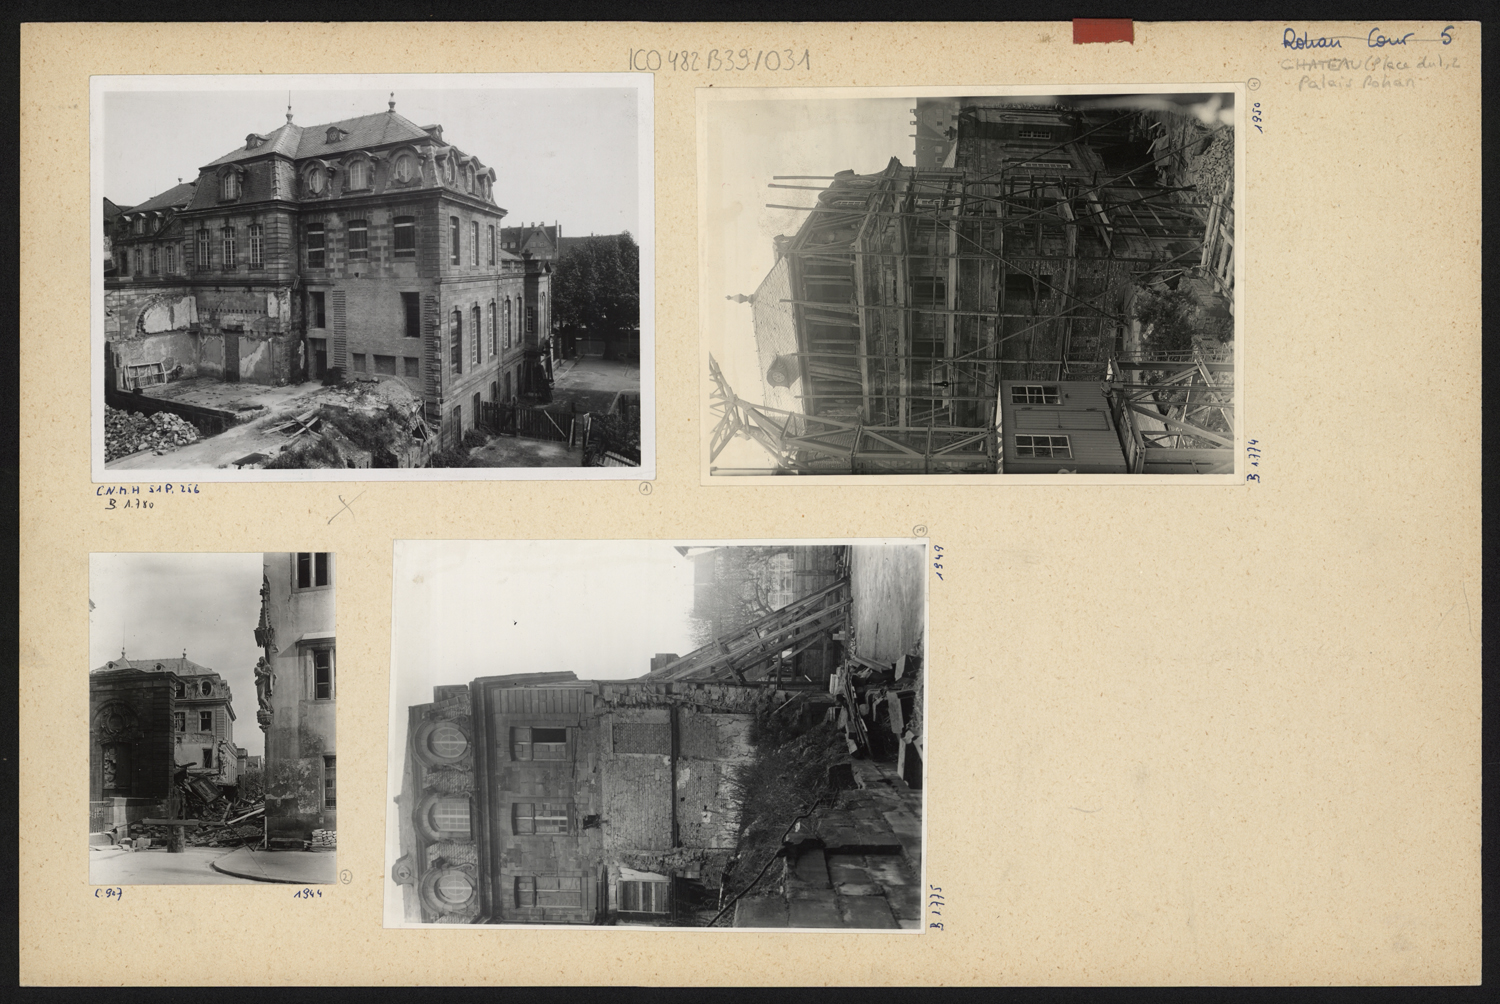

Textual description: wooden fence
[478,401,578,445]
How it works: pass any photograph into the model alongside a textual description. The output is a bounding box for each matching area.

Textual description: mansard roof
[91,655,218,676]
[204,109,437,168]
[123,181,197,215]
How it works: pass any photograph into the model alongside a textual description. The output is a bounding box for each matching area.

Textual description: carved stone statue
[254,656,275,714]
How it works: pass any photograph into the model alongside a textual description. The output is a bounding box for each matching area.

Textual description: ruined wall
[88,671,177,832]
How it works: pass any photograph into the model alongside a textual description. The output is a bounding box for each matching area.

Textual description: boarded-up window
[374,355,397,376]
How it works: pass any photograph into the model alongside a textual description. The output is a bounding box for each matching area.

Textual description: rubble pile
[308,829,337,850]
[104,407,200,461]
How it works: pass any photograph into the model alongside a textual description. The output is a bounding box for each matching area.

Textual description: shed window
[1014,434,1072,459]
[514,876,582,908]
[1011,385,1061,406]
[618,880,669,914]
[510,726,567,761]
[394,216,415,257]
[512,802,569,835]
[347,219,368,260]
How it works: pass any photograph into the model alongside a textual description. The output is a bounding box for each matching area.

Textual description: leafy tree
[552,233,640,353]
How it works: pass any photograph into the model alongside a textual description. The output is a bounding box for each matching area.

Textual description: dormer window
[305,165,327,196]
[326,126,346,144]
[393,152,416,183]
[245,133,265,150]
[347,158,369,190]
[465,165,475,192]
[220,170,241,201]
[133,217,144,235]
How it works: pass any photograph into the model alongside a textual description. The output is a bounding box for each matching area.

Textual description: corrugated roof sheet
[205,110,437,167]
[751,257,803,414]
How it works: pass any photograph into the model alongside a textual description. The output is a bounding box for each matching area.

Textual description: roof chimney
[389,92,396,112]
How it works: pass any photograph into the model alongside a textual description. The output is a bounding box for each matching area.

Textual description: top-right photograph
[699,88,1241,482]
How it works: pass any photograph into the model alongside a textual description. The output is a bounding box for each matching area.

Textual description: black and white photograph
[701,87,1240,482]
[385,540,926,929]
[93,74,653,481]
[89,552,337,885]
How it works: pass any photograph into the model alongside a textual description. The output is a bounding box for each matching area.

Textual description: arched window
[428,796,472,838]
[470,221,479,266]
[472,306,481,367]
[149,247,159,275]
[201,680,212,696]
[449,309,462,372]
[174,681,185,698]
[347,158,368,190]
[488,302,496,357]
[503,299,512,351]
[221,171,239,200]
[449,217,460,266]
[394,153,415,183]
[306,165,327,196]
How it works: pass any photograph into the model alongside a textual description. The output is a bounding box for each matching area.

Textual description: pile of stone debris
[104,407,200,461]
[308,829,337,850]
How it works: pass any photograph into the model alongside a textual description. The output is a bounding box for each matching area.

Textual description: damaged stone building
[391,672,759,925]
[105,99,551,449]
[256,551,337,848]
[88,653,242,832]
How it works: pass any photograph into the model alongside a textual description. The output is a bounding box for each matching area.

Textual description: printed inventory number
[629,48,811,72]
[928,884,945,930]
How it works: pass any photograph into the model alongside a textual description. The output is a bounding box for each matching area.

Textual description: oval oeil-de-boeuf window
[429,724,468,758]
[436,870,473,905]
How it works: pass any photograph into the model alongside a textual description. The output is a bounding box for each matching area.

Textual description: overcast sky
[384,539,699,922]
[90,553,266,757]
[99,74,643,238]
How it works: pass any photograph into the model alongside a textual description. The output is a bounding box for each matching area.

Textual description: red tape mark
[1073,19,1135,44]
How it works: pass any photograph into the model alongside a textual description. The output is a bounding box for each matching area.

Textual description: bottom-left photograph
[88,551,337,885]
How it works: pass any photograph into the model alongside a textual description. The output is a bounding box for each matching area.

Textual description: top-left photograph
[92,74,653,481]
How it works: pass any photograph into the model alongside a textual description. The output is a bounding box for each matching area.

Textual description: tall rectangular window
[511,726,567,761]
[471,221,479,266]
[450,310,462,372]
[323,755,336,809]
[306,222,325,268]
[402,293,420,338]
[313,650,333,700]
[202,747,214,769]
[348,158,368,189]
[248,224,263,267]
[164,245,176,274]
[347,219,368,260]
[174,712,185,733]
[472,306,481,367]
[309,292,326,329]
[133,249,143,275]
[449,217,460,265]
[197,230,212,270]
[221,227,236,268]
[394,216,416,258]
[515,876,583,908]
[512,803,570,835]
[527,305,536,335]
[488,302,496,357]
[296,551,332,588]
[200,711,213,732]
[148,247,159,275]
[488,225,495,266]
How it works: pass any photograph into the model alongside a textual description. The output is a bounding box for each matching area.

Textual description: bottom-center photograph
[385,539,926,930]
